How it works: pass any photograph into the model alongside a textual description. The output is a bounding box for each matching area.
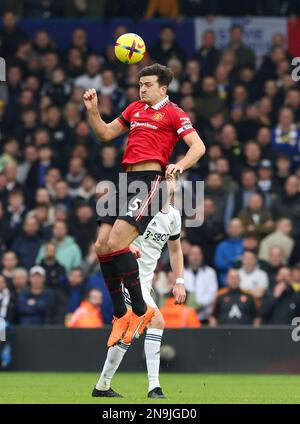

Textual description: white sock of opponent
[96,341,130,391]
[144,328,163,392]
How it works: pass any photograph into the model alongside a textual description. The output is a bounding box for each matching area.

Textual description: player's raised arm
[83,88,128,141]
[167,131,206,176]
[167,238,186,304]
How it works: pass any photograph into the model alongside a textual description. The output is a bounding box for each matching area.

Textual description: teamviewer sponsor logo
[0,57,6,82]
[0,318,6,342]
[130,121,158,130]
[291,317,300,342]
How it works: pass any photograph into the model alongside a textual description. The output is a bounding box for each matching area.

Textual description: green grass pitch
[1,372,300,404]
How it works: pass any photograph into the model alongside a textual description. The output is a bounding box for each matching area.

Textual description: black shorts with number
[96,170,165,235]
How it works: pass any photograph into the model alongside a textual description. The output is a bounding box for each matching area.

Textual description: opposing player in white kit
[93,176,186,399]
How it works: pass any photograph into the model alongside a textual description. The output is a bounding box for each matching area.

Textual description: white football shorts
[122,280,158,309]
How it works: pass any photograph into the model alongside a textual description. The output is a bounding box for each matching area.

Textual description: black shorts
[96,170,166,234]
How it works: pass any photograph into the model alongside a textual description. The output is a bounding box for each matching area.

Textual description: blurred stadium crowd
[1,8,300,333]
[1,0,300,18]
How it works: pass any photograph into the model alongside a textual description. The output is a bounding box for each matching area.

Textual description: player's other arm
[83,88,128,141]
[167,131,206,176]
[167,238,186,304]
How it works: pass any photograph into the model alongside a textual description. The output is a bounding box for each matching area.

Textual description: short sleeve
[169,211,182,240]
[117,102,137,128]
[172,106,195,138]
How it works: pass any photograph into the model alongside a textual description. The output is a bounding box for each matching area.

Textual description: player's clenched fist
[83,88,98,111]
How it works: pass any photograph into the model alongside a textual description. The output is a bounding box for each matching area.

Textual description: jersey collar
[144,95,169,110]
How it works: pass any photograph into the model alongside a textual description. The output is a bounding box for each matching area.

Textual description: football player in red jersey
[83,63,205,352]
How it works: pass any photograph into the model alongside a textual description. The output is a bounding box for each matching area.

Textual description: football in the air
[114,33,146,64]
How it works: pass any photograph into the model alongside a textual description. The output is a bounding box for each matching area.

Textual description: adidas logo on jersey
[134,112,140,117]
[152,221,157,227]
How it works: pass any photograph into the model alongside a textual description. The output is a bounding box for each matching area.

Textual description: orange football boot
[107,308,132,348]
[123,305,155,344]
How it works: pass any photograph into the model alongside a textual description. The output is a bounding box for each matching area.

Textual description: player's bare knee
[149,310,165,329]
[94,238,110,255]
[107,232,125,252]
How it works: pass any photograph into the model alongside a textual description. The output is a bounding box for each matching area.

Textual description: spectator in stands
[271,107,300,168]
[238,193,274,239]
[39,242,66,289]
[66,157,87,196]
[160,271,201,328]
[145,0,180,18]
[0,200,7,256]
[184,59,201,95]
[241,141,262,176]
[185,197,224,266]
[226,25,255,70]
[260,246,286,289]
[204,172,228,223]
[53,180,73,211]
[41,67,73,106]
[238,250,269,298]
[214,218,244,286]
[0,251,18,291]
[261,267,300,324]
[69,28,93,60]
[259,218,294,263]
[23,0,63,17]
[36,221,82,272]
[92,144,119,184]
[69,204,97,257]
[285,88,300,124]
[64,267,86,314]
[0,10,28,59]
[256,127,275,161]
[11,267,28,297]
[0,274,12,323]
[274,153,292,194]
[74,54,102,91]
[225,169,262,227]
[215,158,238,194]
[2,189,27,246]
[0,173,8,207]
[32,29,55,55]
[271,175,300,237]
[257,159,277,202]
[44,106,72,160]
[219,124,242,174]
[196,76,226,121]
[99,69,125,112]
[15,266,54,325]
[0,274,13,369]
[194,29,219,77]
[291,264,300,292]
[184,245,218,322]
[75,174,97,206]
[4,162,22,193]
[11,215,44,270]
[150,25,185,65]
[66,288,104,328]
[65,47,84,78]
[209,269,260,326]
[16,145,38,184]
[25,144,55,198]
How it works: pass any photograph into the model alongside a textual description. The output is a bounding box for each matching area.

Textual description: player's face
[139,76,167,105]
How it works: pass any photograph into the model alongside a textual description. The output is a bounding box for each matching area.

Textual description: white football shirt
[134,205,181,284]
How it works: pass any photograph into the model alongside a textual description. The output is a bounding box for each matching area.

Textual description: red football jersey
[117,96,196,168]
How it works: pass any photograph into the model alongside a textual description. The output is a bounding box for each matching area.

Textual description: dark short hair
[138,63,173,87]
[230,24,244,33]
